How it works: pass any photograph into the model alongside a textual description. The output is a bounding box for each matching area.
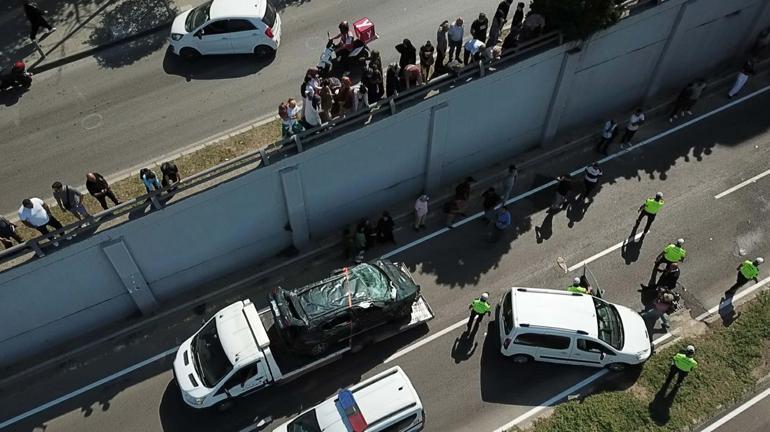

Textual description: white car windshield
[190,318,232,387]
[185,1,212,32]
[287,409,322,432]
[593,297,624,350]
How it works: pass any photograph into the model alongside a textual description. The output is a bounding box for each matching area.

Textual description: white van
[168,0,281,59]
[498,287,651,371]
[272,366,425,432]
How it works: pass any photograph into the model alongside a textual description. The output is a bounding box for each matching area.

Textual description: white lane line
[567,232,645,272]
[695,275,770,321]
[699,386,770,432]
[714,168,770,199]
[0,347,177,430]
[383,319,467,363]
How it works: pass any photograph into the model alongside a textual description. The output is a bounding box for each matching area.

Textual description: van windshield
[191,319,232,387]
[185,1,212,32]
[593,298,624,350]
[287,409,322,432]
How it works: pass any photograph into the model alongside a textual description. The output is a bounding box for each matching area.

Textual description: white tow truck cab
[272,366,425,432]
[173,295,434,408]
[498,287,652,371]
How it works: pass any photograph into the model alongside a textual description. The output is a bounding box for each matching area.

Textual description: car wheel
[310,342,330,356]
[254,45,275,57]
[179,47,201,60]
[511,354,532,364]
[607,362,629,372]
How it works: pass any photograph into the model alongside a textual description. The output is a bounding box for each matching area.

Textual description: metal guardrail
[0,31,564,267]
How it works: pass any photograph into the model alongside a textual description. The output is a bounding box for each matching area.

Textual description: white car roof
[215,301,262,366]
[510,287,599,338]
[210,0,266,20]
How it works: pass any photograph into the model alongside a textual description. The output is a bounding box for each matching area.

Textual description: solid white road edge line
[567,231,645,272]
[698,386,770,432]
[0,347,178,430]
[5,80,769,432]
[714,167,770,199]
[695,275,770,321]
[383,319,467,363]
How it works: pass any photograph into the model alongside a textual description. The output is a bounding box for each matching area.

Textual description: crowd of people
[279,0,549,138]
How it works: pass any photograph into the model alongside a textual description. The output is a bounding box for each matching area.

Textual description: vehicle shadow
[162,49,274,81]
[157,325,429,432]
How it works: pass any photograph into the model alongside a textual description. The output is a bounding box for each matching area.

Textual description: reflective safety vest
[663,244,686,262]
[673,353,698,372]
[567,285,588,294]
[470,299,491,314]
[643,198,664,214]
[739,260,759,279]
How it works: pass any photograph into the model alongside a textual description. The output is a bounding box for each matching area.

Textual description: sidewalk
[0,0,185,72]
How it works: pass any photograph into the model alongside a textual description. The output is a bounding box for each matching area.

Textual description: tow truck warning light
[338,389,368,432]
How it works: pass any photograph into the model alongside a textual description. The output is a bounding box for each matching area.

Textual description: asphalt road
[0,0,503,215]
[699,387,770,432]
[1,81,769,432]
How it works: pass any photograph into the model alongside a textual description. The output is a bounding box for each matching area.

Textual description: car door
[218,361,267,399]
[571,338,616,367]
[319,311,353,345]
[352,302,388,335]
[196,20,232,54]
[226,19,260,53]
[513,332,573,364]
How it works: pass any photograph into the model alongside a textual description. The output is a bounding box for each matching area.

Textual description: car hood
[171,9,192,35]
[615,305,651,359]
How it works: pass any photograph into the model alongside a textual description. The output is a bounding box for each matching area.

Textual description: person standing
[395,39,417,69]
[550,174,572,211]
[470,13,489,42]
[52,182,90,221]
[0,216,24,249]
[418,41,435,81]
[669,79,707,121]
[728,58,756,98]
[511,2,526,29]
[86,172,120,210]
[386,63,401,97]
[664,345,697,388]
[621,108,645,148]
[580,162,603,198]
[413,194,429,230]
[368,50,385,99]
[725,257,763,298]
[487,9,505,47]
[160,161,182,188]
[319,83,334,121]
[18,198,64,246]
[635,192,664,236]
[139,168,162,193]
[467,292,492,331]
[567,277,589,294]
[376,211,396,244]
[496,0,514,21]
[501,164,518,202]
[22,0,55,42]
[654,239,686,272]
[448,18,464,63]
[596,118,617,154]
[454,176,475,215]
[481,187,501,222]
[436,21,449,72]
[491,205,512,242]
[642,262,680,292]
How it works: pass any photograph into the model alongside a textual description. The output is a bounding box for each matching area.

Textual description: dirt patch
[752,340,770,380]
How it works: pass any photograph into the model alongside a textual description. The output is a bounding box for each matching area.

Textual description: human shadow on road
[0,85,30,106]
[621,234,644,265]
[648,372,683,425]
[718,296,740,327]
[162,50,274,81]
[565,195,591,228]
[451,330,479,364]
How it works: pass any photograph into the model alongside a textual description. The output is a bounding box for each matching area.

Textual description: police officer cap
[676,238,685,246]
[573,277,581,284]
[755,257,764,265]
[655,192,663,199]
[480,292,489,301]
[685,345,695,354]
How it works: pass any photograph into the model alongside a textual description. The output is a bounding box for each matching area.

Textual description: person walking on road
[580,162,603,199]
[467,292,492,331]
[664,345,697,387]
[22,0,55,42]
[621,108,645,148]
[654,239,686,272]
[634,192,664,236]
[86,172,120,210]
[471,13,489,42]
[501,164,518,202]
[447,18,464,63]
[669,79,707,121]
[728,58,756,98]
[413,194,429,230]
[596,118,618,154]
[0,216,24,249]
[724,257,763,298]
[52,182,91,222]
[550,174,572,211]
[18,198,64,246]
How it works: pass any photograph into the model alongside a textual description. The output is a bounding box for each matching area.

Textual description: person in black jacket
[377,211,396,244]
[395,39,416,69]
[470,13,489,42]
[85,172,120,210]
[22,1,55,41]
[386,63,400,97]
[496,0,514,21]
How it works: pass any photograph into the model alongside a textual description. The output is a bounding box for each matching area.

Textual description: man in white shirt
[580,162,603,199]
[622,108,645,148]
[18,197,64,246]
[596,119,617,154]
[447,18,464,62]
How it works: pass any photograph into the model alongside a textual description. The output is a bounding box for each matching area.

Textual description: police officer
[725,257,763,298]
[467,292,492,331]
[655,238,686,272]
[635,192,664,236]
[567,277,589,294]
[665,345,697,387]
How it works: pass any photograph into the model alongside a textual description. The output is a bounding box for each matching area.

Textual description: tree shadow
[162,49,274,80]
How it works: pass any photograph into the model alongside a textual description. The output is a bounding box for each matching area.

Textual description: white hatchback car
[498,287,652,371]
[168,0,281,59]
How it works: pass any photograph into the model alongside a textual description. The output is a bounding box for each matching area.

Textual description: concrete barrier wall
[1,0,767,367]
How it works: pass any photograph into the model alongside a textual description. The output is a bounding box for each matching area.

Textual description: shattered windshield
[298,264,390,318]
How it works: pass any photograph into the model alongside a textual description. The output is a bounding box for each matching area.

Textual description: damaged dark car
[268,259,420,356]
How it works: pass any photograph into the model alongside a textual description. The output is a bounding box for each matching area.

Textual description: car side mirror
[600,352,606,360]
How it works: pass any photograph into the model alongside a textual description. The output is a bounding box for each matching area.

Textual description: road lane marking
[699,386,770,432]
[695,274,770,321]
[567,231,645,272]
[383,319,467,363]
[0,347,177,430]
[714,167,770,199]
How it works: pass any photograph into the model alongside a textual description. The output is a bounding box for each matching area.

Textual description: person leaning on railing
[86,172,121,210]
[0,216,24,250]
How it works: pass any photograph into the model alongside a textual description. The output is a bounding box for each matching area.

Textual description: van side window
[379,413,419,432]
[577,339,614,354]
[513,333,571,350]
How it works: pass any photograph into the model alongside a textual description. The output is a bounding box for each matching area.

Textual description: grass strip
[515,291,770,432]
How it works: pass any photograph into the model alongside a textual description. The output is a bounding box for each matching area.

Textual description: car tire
[179,47,201,60]
[254,45,276,57]
[511,354,533,364]
[607,362,629,372]
[310,342,330,356]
